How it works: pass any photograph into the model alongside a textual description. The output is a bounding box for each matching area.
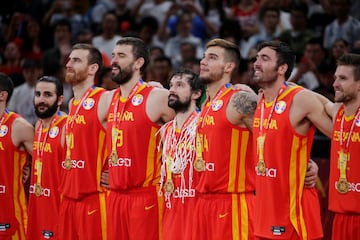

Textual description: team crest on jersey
[83,98,95,110]
[132,94,143,106]
[212,100,223,111]
[275,100,286,114]
[356,118,360,127]
[0,125,8,137]
[49,126,59,138]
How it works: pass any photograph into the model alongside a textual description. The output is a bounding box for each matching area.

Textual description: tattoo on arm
[231,91,258,118]
[231,91,258,131]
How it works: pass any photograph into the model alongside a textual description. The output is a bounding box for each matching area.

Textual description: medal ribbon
[338,106,360,179]
[65,86,94,161]
[257,83,287,168]
[35,114,59,187]
[111,81,146,155]
[196,83,232,160]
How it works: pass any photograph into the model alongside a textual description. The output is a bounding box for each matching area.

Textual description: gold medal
[110,151,118,165]
[164,180,174,193]
[64,157,72,170]
[194,158,205,172]
[35,184,42,197]
[257,160,266,174]
[336,178,349,194]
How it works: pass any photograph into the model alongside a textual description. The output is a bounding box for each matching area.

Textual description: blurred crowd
[0,0,360,125]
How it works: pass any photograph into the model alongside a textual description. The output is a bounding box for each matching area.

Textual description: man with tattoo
[194,38,258,239]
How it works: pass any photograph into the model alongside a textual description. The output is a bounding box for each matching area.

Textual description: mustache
[168,94,179,99]
[35,103,49,107]
[112,64,121,70]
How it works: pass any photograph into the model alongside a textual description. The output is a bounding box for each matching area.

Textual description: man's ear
[0,91,8,102]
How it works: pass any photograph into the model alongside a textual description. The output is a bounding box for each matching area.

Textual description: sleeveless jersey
[329,105,360,213]
[0,111,29,239]
[252,86,322,239]
[27,112,67,239]
[196,87,255,194]
[59,87,107,199]
[106,85,161,190]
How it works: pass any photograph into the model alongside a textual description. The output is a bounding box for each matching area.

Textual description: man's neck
[72,79,94,100]
[206,79,229,101]
[343,98,360,117]
[260,80,286,102]
[40,112,59,128]
[119,76,142,99]
[175,104,197,129]
[0,105,6,117]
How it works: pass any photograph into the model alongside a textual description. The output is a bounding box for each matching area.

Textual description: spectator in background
[146,56,173,89]
[261,0,292,32]
[202,0,230,37]
[149,46,165,62]
[92,11,122,60]
[0,40,23,86]
[132,0,172,29]
[289,37,327,91]
[164,11,204,66]
[15,18,46,63]
[218,18,243,45]
[230,0,261,40]
[42,19,73,113]
[158,0,208,43]
[278,1,315,62]
[110,0,137,34]
[42,19,72,78]
[136,16,161,48]
[75,28,111,67]
[323,0,360,51]
[43,0,88,41]
[8,59,42,125]
[173,41,198,71]
[97,67,119,90]
[328,38,350,70]
[242,5,281,59]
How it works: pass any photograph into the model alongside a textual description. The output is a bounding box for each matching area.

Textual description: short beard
[35,98,59,119]
[199,76,213,85]
[168,94,191,113]
[65,70,88,85]
[112,64,133,84]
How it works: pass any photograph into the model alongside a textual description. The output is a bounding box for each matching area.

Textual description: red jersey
[329,105,360,213]
[106,84,161,190]
[196,86,255,194]
[27,112,67,239]
[59,87,107,199]
[252,86,322,239]
[0,110,29,239]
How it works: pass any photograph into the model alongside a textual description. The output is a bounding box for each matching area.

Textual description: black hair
[0,73,14,103]
[37,76,64,96]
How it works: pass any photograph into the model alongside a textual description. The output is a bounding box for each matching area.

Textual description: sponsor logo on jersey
[61,159,85,169]
[108,157,132,167]
[255,166,277,177]
[29,184,51,197]
[0,185,5,194]
[172,187,196,198]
